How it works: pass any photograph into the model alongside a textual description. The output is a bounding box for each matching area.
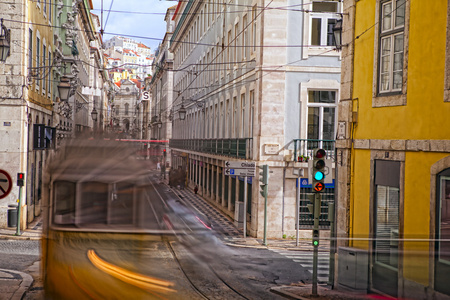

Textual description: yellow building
[336,0,450,299]
[27,0,54,111]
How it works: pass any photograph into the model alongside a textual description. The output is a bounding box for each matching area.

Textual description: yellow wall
[350,0,450,287]
[353,1,449,141]
[351,149,371,250]
[28,1,54,109]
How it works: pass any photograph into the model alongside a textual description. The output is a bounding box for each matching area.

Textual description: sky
[90,0,177,52]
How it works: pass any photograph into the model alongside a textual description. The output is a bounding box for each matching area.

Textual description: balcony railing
[170,138,253,159]
[293,139,335,162]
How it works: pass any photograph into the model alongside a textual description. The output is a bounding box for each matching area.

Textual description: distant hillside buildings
[103,36,154,82]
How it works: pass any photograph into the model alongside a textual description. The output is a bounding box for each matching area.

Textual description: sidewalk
[0,216,42,300]
[0,216,42,241]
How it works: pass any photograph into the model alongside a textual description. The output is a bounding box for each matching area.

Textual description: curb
[0,268,34,300]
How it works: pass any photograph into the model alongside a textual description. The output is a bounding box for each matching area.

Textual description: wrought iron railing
[170,138,253,159]
[292,139,336,162]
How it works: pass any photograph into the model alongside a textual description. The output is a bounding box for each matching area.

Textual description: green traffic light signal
[312,229,319,247]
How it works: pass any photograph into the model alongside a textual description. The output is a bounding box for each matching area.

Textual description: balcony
[170,138,253,159]
[292,139,336,162]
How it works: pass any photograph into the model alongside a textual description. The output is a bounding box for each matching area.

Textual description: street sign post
[224,161,256,177]
[225,161,256,239]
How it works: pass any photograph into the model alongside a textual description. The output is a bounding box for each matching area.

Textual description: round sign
[314,182,325,192]
[0,170,13,199]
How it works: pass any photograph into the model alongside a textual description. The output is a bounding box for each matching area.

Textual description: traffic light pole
[263,184,268,246]
[15,186,22,236]
[312,193,321,296]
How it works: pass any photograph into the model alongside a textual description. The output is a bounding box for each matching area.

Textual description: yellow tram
[41,138,205,299]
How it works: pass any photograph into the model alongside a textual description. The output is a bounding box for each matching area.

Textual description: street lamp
[0,19,11,62]
[57,76,71,101]
[91,107,98,122]
[333,19,343,50]
[179,104,186,120]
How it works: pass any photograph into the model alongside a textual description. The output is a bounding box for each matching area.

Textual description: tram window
[110,182,134,225]
[53,181,76,225]
[79,182,108,225]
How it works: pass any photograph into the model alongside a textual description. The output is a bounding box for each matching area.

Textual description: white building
[169,0,342,238]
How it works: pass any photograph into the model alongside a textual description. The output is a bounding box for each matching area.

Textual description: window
[375,185,400,267]
[42,45,46,94]
[234,22,239,64]
[435,168,450,295]
[310,1,339,46]
[249,90,255,137]
[28,29,33,75]
[378,0,406,93]
[252,5,257,53]
[307,91,336,143]
[125,103,129,115]
[48,50,51,97]
[240,93,246,137]
[49,0,51,22]
[243,15,248,60]
[438,174,450,263]
[36,37,40,88]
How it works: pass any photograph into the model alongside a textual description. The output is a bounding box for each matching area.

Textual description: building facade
[148,5,176,168]
[336,0,450,298]
[0,0,103,229]
[169,0,341,238]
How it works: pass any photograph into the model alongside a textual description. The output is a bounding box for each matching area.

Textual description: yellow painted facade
[338,0,450,298]
[27,0,54,110]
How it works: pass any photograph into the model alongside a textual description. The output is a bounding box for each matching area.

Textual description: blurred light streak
[87,249,176,294]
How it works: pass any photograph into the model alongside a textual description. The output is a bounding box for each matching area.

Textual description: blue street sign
[298,178,335,188]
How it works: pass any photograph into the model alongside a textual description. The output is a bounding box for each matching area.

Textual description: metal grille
[299,186,335,229]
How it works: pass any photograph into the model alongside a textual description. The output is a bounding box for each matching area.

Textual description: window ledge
[307,47,340,57]
[372,93,407,107]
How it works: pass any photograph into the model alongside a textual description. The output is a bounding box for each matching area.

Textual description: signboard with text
[224,161,256,177]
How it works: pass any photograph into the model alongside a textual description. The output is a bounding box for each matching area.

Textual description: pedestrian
[194,185,198,194]
[157,162,161,170]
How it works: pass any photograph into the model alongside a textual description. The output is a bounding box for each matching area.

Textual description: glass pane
[323,107,335,140]
[381,56,390,73]
[110,182,134,225]
[313,1,338,12]
[393,71,403,90]
[380,74,390,91]
[381,37,391,55]
[375,185,400,268]
[394,34,404,53]
[439,177,450,262]
[382,2,392,32]
[395,0,406,27]
[307,107,320,140]
[393,53,403,71]
[79,182,108,224]
[311,18,322,46]
[327,19,337,46]
[308,91,336,103]
[53,181,76,225]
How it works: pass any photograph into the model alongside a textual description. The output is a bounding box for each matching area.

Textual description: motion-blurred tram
[41,138,211,299]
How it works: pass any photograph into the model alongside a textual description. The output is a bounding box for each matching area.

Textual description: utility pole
[15,173,25,236]
[310,149,327,296]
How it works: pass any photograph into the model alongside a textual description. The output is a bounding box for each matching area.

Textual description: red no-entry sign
[0,170,13,199]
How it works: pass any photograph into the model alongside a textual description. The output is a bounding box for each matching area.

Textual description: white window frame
[303,1,341,59]
[378,0,405,94]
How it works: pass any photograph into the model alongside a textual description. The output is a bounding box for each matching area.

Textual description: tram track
[164,239,250,300]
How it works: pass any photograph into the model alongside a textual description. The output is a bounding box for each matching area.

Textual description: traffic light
[258,165,269,197]
[17,173,25,186]
[163,149,166,157]
[312,229,319,247]
[311,149,326,193]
